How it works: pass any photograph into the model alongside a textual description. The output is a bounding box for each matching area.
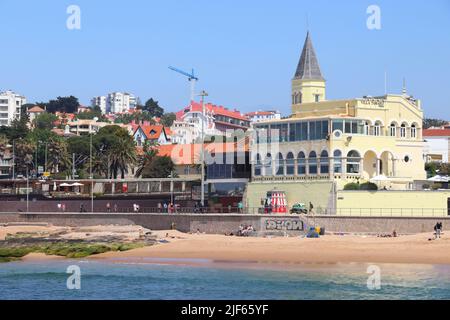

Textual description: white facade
[170,121,200,144]
[245,110,281,123]
[91,96,107,114]
[106,92,137,114]
[424,136,450,163]
[0,90,26,126]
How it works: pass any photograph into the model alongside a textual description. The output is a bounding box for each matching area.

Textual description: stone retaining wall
[0,213,448,235]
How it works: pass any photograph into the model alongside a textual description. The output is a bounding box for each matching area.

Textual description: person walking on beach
[434,222,441,239]
[62,203,66,213]
[106,202,111,213]
[113,203,118,213]
[157,202,162,213]
[80,203,85,213]
[163,202,168,213]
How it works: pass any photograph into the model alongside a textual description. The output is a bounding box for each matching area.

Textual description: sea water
[0,259,449,300]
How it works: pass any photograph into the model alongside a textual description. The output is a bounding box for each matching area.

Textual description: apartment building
[0,90,26,126]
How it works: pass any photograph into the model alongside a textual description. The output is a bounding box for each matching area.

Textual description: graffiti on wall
[265,219,304,231]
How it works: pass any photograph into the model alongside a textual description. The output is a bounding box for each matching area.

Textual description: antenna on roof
[402,77,407,96]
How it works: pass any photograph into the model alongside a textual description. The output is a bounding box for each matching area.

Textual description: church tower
[292,32,326,106]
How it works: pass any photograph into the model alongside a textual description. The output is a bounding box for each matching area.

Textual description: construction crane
[168,66,198,102]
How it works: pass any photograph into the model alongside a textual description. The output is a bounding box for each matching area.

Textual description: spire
[294,32,324,81]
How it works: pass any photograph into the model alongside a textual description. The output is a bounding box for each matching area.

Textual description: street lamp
[197,90,208,209]
[90,117,99,213]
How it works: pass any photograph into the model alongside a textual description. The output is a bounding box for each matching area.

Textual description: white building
[0,90,26,126]
[245,110,281,123]
[91,96,107,114]
[91,92,138,114]
[423,129,450,163]
[106,92,137,114]
[170,121,200,144]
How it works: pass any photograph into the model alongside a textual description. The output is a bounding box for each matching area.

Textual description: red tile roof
[28,106,45,113]
[423,129,450,137]
[140,140,250,165]
[135,125,166,140]
[176,102,249,122]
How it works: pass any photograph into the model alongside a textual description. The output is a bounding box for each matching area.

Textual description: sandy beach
[93,229,450,265]
[1,225,449,265]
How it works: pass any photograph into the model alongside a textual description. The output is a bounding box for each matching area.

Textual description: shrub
[343,182,360,190]
[359,182,378,191]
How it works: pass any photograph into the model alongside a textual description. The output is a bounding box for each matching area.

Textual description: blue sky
[1,0,449,118]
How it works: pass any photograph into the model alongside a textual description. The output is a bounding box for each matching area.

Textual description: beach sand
[1,225,449,265]
[93,230,450,265]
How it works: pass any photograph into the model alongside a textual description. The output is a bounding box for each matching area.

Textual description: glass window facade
[255,120,329,143]
[297,152,306,175]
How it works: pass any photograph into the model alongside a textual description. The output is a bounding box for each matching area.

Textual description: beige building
[245,32,444,216]
[251,32,426,189]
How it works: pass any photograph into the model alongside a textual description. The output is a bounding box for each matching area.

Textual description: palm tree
[109,137,137,179]
[46,137,70,175]
[135,140,158,178]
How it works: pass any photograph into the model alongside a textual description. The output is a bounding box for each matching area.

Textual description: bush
[359,182,378,191]
[343,182,360,190]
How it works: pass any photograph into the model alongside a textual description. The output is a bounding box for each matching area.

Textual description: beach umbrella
[59,183,71,187]
[369,175,390,183]
[427,175,449,182]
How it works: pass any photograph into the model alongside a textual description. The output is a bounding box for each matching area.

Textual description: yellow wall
[336,190,449,217]
[292,79,326,104]
[246,181,334,214]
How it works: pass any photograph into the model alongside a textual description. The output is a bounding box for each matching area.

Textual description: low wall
[336,190,450,217]
[1,212,449,235]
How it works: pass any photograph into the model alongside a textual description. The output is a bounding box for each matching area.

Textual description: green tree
[14,139,35,175]
[160,112,176,127]
[137,155,175,179]
[423,118,448,129]
[46,136,71,175]
[38,96,79,114]
[34,112,58,130]
[135,143,158,178]
[93,125,137,179]
[143,98,164,118]
[76,106,107,121]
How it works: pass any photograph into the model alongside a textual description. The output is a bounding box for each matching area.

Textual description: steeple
[294,31,324,81]
[292,32,326,106]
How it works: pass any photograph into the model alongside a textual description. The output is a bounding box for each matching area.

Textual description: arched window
[309,151,318,174]
[275,153,284,176]
[297,151,306,175]
[333,150,342,173]
[400,123,407,138]
[286,152,295,175]
[263,153,272,176]
[320,150,329,174]
[254,154,262,176]
[364,121,370,135]
[411,124,417,139]
[390,122,397,137]
[374,121,382,136]
[347,150,361,174]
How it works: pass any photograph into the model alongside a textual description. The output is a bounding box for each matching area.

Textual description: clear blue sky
[1,0,449,118]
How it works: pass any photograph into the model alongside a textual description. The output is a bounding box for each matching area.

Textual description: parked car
[290,203,307,214]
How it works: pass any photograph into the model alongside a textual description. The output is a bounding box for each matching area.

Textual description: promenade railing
[11,207,449,217]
